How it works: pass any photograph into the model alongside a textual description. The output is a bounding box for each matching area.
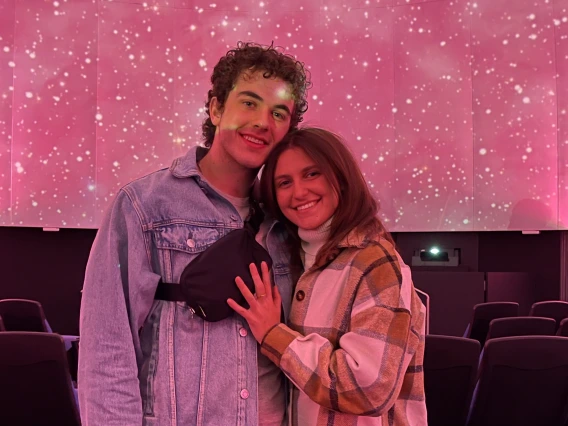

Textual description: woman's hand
[227,261,282,344]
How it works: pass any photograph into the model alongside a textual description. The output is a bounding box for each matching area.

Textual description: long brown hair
[260,127,394,268]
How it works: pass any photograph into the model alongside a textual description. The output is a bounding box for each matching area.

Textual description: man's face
[209,70,295,170]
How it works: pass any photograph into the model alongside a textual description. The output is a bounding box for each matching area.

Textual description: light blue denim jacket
[78,146,294,426]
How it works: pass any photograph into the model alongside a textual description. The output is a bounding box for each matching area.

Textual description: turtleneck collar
[298,217,332,270]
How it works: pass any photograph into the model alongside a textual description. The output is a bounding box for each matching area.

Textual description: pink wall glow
[0,0,567,231]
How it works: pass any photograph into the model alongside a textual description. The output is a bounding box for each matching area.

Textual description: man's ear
[209,97,223,126]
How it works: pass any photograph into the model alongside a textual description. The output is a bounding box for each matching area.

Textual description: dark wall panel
[412,271,485,336]
[486,272,534,316]
[0,227,95,335]
[478,231,561,301]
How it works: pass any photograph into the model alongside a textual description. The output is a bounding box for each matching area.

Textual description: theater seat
[464,302,519,348]
[557,318,568,337]
[530,301,568,331]
[0,299,49,332]
[486,316,556,341]
[0,332,81,426]
[424,335,480,426]
[466,336,568,426]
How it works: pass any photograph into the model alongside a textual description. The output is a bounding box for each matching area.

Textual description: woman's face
[273,148,339,230]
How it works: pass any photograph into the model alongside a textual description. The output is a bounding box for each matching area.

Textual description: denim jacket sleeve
[78,189,161,425]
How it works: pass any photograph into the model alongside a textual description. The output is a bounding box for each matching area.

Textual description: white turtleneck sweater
[298,218,332,271]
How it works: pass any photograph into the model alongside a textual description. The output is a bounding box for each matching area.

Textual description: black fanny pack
[154,203,272,322]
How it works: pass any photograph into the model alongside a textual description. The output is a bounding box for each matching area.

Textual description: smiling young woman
[261,127,394,267]
[228,127,427,426]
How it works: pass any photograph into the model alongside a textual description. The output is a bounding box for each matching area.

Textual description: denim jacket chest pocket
[151,222,232,284]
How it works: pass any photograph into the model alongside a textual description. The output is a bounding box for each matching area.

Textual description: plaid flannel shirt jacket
[261,230,428,426]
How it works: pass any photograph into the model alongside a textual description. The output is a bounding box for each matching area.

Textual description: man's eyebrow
[237,90,263,102]
[237,90,292,115]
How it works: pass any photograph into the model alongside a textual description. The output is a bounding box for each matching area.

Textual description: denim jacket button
[239,328,248,337]
[186,238,196,248]
[240,389,249,399]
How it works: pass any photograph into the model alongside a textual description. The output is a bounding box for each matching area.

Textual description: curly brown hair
[202,41,311,147]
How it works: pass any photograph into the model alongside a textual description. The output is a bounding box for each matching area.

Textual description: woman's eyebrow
[275,165,317,180]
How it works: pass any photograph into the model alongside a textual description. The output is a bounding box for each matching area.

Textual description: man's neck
[198,149,258,198]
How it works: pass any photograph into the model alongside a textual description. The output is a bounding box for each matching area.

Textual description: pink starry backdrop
[0,0,567,231]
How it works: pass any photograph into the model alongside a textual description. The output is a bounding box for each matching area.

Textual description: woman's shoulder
[343,236,402,279]
[331,224,399,272]
[353,234,398,260]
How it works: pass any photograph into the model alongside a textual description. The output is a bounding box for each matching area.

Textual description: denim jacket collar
[169,146,208,180]
[173,146,266,205]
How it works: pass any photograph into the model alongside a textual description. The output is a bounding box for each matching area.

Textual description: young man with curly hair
[78,42,311,426]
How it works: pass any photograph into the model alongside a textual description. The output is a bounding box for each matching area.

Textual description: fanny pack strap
[246,197,264,234]
[154,198,265,303]
[154,282,185,302]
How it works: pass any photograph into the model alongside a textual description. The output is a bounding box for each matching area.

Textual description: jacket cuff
[260,323,300,367]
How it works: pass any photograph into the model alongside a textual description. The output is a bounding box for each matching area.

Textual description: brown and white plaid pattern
[261,231,427,426]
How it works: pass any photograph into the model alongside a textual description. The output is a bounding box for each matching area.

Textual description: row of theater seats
[463,300,568,346]
[425,334,568,426]
[424,300,568,426]
[2,296,568,426]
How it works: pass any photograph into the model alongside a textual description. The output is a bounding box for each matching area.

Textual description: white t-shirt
[209,184,286,426]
